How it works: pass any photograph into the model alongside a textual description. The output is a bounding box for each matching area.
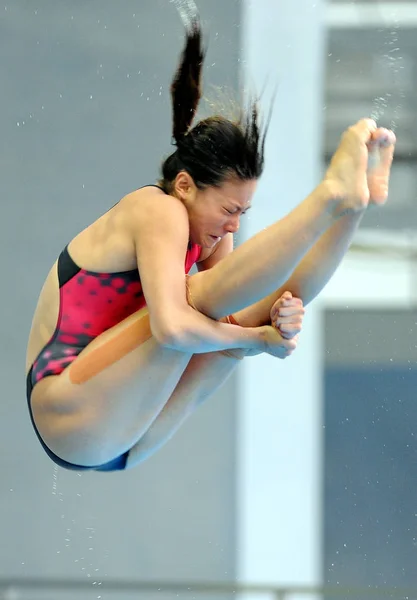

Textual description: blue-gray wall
[324,310,417,598]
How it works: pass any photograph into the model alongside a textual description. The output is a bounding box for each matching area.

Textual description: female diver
[26,18,396,472]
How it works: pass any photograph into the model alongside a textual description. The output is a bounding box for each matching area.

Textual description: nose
[225,214,240,234]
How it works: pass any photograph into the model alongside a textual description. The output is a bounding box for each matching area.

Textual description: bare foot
[324,118,395,217]
[367,127,396,206]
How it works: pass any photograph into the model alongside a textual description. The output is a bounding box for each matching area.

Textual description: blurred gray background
[1,1,417,599]
[326,0,417,233]
[1,2,242,598]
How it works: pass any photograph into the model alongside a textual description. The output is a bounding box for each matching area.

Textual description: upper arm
[197,233,234,272]
[126,189,191,342]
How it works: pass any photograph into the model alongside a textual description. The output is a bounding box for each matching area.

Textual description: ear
[173,171,197,201]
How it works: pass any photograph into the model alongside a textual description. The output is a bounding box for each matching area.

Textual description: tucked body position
[25,18,396,472]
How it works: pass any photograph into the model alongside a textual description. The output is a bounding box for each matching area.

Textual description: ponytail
[159,19,269,194]
[170,17,205,144]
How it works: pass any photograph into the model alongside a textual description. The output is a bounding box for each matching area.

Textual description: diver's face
[174,172,256,248]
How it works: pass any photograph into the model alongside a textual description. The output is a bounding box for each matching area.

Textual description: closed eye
[224,207,249,216]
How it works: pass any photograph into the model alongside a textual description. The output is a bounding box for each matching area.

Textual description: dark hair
[159,17,270,193]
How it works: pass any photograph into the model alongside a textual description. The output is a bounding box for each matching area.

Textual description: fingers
[277,322,302,339]
[270,292,305,340]
[270,292,304,319]
[274,314,303,324]
[274,304,305,318]
[273,313,304,340]
[264,325,298,359]
[273,331,297,356]
[282,335,298,356]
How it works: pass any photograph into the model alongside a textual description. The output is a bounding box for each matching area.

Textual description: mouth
[209,235,221,243]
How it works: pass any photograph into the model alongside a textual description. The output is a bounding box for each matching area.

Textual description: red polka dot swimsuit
[29,242,200,386]
[26,194,202,472]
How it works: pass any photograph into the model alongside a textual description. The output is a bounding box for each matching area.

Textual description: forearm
[154,306,264,354]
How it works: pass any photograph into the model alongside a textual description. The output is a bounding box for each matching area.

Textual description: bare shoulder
[122,185,188,225]
[123,185,166,204]
[121,185,191,257]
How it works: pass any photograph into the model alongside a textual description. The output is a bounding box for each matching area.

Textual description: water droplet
[170,0,199,28]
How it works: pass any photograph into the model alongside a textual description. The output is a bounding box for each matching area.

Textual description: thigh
[30,307,192,467]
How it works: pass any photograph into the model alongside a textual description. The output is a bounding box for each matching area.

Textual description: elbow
[151,323,178,349]
[150,317,188,351]
[153,328,180,350]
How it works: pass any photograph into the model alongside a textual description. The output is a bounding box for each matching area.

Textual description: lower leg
[190,119,395,320]
[126,347,244,468]
[188,183,335,320]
